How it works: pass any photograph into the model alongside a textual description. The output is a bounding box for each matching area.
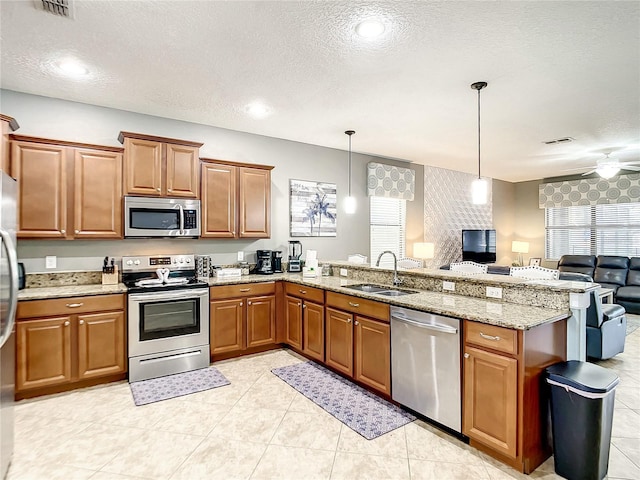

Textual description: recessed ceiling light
[245,102,271,118]
[355,19,385,38]
[56,59,89,77]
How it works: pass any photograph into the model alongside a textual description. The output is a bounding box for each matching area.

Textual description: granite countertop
[18,272,571,330]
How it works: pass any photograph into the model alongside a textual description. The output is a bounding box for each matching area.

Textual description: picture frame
[529,258,541,267]
[289,179,337,237]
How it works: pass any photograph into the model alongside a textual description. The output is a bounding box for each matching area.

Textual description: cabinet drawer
[210,282,275,299]
[285,282,324,303]
[325,291,389,323]
[17,294,125,319]
[464,321,518,356]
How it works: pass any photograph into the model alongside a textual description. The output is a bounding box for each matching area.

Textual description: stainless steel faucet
[375,250,402,286]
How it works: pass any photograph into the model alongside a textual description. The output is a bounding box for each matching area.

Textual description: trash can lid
[546,360,619,394]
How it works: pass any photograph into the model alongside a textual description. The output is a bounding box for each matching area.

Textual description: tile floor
[9,324,640,480]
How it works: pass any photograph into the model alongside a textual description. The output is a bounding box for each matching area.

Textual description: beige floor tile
[405,421,484,465]
[208,405,286,443]
[612,437,640,467]
[331,452,410,479]
[612,408,640,438]
[7,461,96,480]
[607,443,640,479]
[171,437,267,480]
[100,429,204,479]
[250,444,334,480]
[90,473,151,479]
[337,422,408,458]
[270,410,341,450]
[96,397,178,429]
[236,375,297,409]
[409,459,490,479]
[615,385,640,409]
[151,397,232,435]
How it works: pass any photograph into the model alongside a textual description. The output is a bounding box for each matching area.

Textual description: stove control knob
[179,258,184,263]
[186,258,191,263]
[126,260,133,266]
[134,260,141,265]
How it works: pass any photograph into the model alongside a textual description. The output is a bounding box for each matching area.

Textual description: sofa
[558,255,640,314]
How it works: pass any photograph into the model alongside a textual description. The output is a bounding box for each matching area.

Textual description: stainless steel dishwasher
[391,306,461,432]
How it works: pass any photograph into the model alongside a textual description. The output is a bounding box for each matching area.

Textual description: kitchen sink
[375,289,415,297]
[345,284,418,297]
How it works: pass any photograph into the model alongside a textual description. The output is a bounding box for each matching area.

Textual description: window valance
[538,174,640,208]
[367,162,415,201]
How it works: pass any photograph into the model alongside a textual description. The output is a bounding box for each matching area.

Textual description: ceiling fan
[561,153,640,179]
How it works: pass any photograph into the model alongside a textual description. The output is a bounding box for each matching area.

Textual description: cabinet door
[77,311,126,380]
[210,298,244,354]
[123,137,162,195]
[238,167,270,238]
[16,317,72,391]
[166,144,199,198]
[11,141,67,238]
[463,346,518,459]
[247,295,276,348]
[354,316,390,394]
[284,295,302,350]
[303,301,325,362]
[73,148,123,238]
[325,307,353,376]
[201,163,237,238]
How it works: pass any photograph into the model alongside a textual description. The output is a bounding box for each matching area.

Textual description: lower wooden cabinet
[325,307,353,376]
[16,294,126,396]
[284,283,325,362]
[303,301,324,361]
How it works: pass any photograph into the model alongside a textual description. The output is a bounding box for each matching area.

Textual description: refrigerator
[0,171,17,479]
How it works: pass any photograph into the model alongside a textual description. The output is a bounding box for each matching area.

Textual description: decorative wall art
[290,179,337,237]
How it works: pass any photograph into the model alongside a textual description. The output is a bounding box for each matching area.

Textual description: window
[370,197,406,268]
[545,203,640,259]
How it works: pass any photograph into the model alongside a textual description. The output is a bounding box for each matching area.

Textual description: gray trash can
[546,360,619,480]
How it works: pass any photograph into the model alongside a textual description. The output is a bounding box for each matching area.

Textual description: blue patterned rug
[129,366,230,406]
[272,361,415,439]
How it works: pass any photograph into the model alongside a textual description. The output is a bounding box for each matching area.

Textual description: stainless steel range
[123,254,210,382]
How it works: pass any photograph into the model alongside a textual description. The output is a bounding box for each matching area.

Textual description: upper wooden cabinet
[118,131,202,198]
[1,114,19,174]
[201,159,273,239]
[10,135,123,239]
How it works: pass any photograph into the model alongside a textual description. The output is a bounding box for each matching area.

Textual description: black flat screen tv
[462,229,496,264]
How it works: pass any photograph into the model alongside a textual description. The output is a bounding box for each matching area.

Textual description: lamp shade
[511,241,530,254]
[343,196,357,214]
[414,242,435,259]
[596,165,620,179]
[471,178,488,205]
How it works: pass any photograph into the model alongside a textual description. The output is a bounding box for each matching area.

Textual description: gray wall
[2,89,424,273]
[492,179,517,266]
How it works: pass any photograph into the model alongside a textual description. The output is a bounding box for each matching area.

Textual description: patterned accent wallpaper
[539,173,640,208]
[424,166,493,268]
[367,162,415,200]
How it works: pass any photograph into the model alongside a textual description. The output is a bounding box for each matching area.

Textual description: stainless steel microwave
[124,196,201,238]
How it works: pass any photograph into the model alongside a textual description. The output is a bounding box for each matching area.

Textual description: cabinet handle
[302,304,306,309]
[64,321,70,326]
[60,229,66,234]
[354,320,359,326]
[156,187,161,192]
[240,288,251,292]
[240,302,243,306]
[480,332,501,341]
[247,301,252,306]
[74,230,79,234]
[299,289,307,294]
[79,320,85,325]
[66,303,84,308]
[168,188,172,192]
[348,302,359,307]
[347,318,352,323]
[464,353,470,359]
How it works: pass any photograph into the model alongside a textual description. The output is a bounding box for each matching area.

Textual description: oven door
[128,288,209,357]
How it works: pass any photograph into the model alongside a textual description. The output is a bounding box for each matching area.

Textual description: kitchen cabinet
[118,131,202,198]
[325,292,391,395]
[10,135,123,239]
[209,282,276,358]
[284,283,325,361]
[201,159,273,238]
[462,319,567,473]
[1,114,19,174]
[15,294,126,398]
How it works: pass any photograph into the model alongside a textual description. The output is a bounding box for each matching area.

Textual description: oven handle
[129,288,209,302]
[178,204,185,235]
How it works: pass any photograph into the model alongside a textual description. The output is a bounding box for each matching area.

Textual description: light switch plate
[486,286,503,299]
[443,281,455,291]
[340,268,348,277]
[237,251,244,261]
[45,256,57,269]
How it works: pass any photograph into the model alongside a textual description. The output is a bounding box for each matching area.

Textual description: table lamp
[414,242,435,267]
[511,241,529,267]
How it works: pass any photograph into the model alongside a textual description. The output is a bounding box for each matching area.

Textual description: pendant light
[344,130,357,214]
[471,81,488,205]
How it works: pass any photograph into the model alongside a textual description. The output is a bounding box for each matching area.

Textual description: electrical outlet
[486,286,503,299]
[443,281,455,292]
[45,256,57,269]
[340,268,348,277]
[237,251,244,261]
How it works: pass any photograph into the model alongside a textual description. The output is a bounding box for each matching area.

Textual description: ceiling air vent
[543,137,575,145]
[37,0,73,18]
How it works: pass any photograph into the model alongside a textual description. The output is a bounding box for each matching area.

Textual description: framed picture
[290,179,337,237]
[529,258,541,267]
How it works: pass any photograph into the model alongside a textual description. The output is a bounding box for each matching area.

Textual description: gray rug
[129,366,230,406]
[272,361,415,440]
[627,314,640,336]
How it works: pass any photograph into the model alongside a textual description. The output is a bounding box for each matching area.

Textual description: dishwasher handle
[391,313,458,334]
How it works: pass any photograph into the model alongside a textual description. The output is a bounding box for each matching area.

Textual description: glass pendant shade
[343,196,357,214]
[595,165,620,179]
[471,177,488,205]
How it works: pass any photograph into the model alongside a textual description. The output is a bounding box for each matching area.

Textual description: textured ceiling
[1,0,639,182]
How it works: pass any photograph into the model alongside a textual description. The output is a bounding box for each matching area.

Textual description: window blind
[545,203,640,259]
[370,197,406,268]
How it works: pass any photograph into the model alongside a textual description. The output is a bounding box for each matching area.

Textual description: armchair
[585,289,627,360]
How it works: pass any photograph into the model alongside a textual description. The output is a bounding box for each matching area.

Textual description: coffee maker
[271,251,283,273]
[255,250,273,274]
[288,241,302,272]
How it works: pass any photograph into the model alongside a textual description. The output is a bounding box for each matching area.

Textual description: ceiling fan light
[471,178,488,204]
[596,165,620,179]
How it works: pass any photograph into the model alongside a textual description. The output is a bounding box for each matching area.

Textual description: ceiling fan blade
[581,169,598,176]
[560,165,597,172]
[620,165,640,172]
